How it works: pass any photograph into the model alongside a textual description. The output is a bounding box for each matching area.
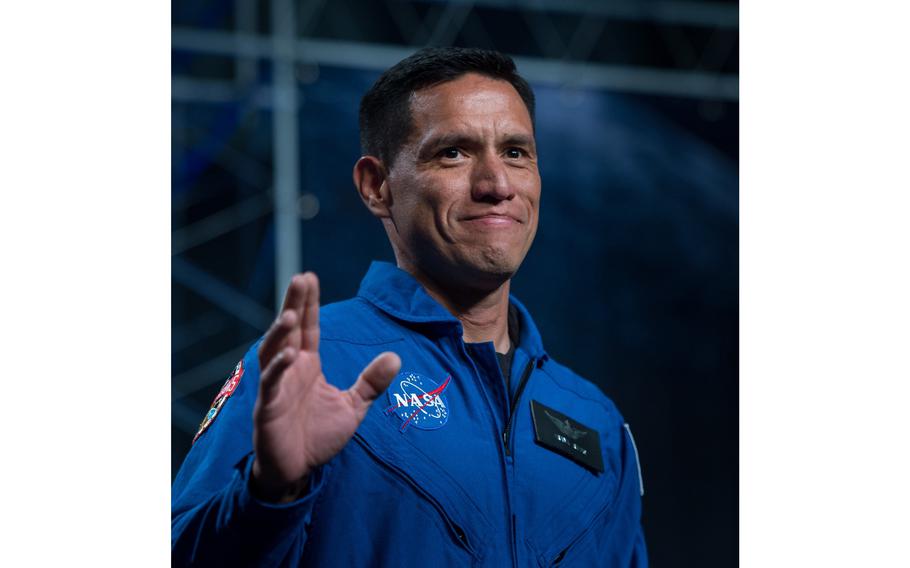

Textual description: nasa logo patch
[193,360,244,444]
[384,371,452,432]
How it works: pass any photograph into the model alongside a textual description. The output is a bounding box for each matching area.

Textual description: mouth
[462,213,521,225]
[461,214,520,229]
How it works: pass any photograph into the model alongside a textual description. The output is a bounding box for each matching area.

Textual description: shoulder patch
[193,360,244,444]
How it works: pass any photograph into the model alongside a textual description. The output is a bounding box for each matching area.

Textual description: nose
[470,151,514,203]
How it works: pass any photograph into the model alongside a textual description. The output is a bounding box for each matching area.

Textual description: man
[172,47,647,567]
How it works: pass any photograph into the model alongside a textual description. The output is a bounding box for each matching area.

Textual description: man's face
[384,73,541,291]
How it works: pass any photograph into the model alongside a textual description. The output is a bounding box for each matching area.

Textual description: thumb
[347,352,401,413]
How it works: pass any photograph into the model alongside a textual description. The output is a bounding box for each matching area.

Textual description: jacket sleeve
[171,343,329,567]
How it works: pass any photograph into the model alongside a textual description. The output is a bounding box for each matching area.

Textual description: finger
[300,272,320,352]
[346,352,401,412]
[259,346,296,403]
[257,310,297,368]
[274,274,310,351]
[280,273,308,314]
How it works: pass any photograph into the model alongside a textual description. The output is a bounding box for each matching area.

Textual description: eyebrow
[421,133,477,151]
[501,134,536,150]
[420,132,536,153]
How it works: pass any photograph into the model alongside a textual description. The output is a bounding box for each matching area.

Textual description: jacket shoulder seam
[539,364,616,416]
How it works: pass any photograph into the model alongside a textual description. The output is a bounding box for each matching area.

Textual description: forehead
[407,73,533,138]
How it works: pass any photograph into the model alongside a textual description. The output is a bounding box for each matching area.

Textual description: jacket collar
[357,261,549,361]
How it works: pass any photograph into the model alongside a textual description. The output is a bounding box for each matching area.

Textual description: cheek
[392,177,457,237]
[413,177,462,221]
[519,174,542,217]
[510,165,540,189]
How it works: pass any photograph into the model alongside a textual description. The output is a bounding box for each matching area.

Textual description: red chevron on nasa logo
[384,371,452,432]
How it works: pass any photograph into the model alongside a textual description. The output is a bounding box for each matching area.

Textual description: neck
[400,262,512,353]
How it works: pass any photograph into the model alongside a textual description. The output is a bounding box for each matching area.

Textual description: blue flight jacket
[172,262,648,567]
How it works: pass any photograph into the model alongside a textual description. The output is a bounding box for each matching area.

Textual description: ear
[353,156,392,218]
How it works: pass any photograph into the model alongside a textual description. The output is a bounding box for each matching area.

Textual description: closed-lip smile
[462,212,521,224]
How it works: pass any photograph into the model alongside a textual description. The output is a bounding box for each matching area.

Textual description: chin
[460,249,523,285]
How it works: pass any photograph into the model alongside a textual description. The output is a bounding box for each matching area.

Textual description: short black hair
[359,47,535,167]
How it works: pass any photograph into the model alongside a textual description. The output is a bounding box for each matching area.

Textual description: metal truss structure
[171,0,738,442]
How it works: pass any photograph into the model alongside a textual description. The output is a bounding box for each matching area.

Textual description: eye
[505,147,526,159]
[439,147,462,160]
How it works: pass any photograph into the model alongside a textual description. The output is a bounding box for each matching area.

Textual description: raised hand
[251,272,401,502]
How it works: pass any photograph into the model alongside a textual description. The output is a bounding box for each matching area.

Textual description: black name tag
[529,400,604,474]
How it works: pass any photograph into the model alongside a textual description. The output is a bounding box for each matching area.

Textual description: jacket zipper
[502,358,535,456]
[353,433,479,559]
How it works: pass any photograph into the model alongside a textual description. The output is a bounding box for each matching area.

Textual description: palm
[252,273,400,498]
[255,351,369,483]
